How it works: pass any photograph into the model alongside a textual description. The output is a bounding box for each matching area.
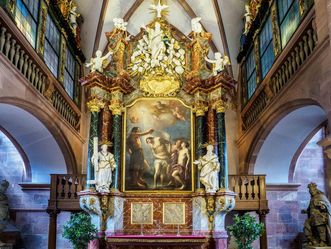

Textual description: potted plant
[227,213,264,249]
[63,212,98,249]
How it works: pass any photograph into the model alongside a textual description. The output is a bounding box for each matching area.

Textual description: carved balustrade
[0,8,81,130]
[48,174,86,212]
[229,174,268,212]
[241,7,317,130]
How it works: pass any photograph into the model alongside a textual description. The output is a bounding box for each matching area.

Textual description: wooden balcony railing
[229,174,268,212]
[241,7,317,130]
[47,174,268,213]
[47,174,86,212]
[0,8,81,130]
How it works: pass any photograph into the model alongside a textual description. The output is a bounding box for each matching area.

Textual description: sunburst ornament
[150,0,169,18]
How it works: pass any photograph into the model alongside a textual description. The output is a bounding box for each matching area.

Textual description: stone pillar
[100,103,112,142]
[216,104,228,189]
[109,91,123,191]
[47,209,60,249]
[257,210,268,249]
[86,98,104,189]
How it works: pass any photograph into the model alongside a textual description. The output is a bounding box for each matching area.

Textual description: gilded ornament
[271,2,281,56]
[87,98,105,113]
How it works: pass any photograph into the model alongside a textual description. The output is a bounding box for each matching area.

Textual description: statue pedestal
[78,190,124,237]
[213,189,236,249]
[192,192,209,236]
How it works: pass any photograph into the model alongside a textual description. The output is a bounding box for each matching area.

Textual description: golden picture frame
[131,202,153,224]
[122,97,195,193]
[163,202,186,225]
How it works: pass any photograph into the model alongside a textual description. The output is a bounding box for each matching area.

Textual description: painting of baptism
[124,98,193,191]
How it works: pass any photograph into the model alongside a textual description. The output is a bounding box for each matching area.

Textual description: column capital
[87,97,105,113]
[193,102,209,116]
[213,99,232,113]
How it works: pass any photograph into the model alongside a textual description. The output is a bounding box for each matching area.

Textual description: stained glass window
[44,14,60,77]
[15,0,39,48]
[246,49,257,99]
[259,15,275,79]
[278,0,300,48]
[64,47,75,98]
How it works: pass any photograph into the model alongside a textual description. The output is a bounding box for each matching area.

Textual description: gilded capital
[214,99,232,113]
[109,101,123,116]
[193,102,208,116]
[87,98,105,113]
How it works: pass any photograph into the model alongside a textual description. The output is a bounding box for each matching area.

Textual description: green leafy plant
[63,212,98,249]
[227,213,264,249]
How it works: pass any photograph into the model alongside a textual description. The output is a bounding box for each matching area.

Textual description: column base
[214,231,228,249]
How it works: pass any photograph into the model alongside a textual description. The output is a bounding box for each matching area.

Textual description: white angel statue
[191,17,202,33]
[113,18,128,31]
[85,50,113,73]
[205,52,230,76]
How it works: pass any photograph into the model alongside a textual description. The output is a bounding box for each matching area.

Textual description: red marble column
[207,107,216,145]
[100,102,111,142]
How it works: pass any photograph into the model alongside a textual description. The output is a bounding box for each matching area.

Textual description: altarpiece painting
[123,98,193,192]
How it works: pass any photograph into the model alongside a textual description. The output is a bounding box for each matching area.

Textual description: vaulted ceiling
[76,0,245,78]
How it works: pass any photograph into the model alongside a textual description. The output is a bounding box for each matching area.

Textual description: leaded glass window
[259,15,275,79]
[64,47,75,98]
[246,49,257,99]
[277,0,300,48]
[44,14,60,77]
[15,0,39,47]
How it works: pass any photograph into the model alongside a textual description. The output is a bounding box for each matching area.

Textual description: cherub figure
[191,17,203,33]
[85,50,113,73]
[113,18,128,31]
[205,52,230,76]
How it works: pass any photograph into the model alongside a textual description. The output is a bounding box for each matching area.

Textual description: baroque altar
[79,1,236,248]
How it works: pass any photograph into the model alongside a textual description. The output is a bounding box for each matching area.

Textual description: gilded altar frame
[121,97,195,193]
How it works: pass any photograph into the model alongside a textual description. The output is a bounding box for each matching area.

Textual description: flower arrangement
[130,22,185,78]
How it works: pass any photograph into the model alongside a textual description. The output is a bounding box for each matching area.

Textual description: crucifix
[150,0,168,18]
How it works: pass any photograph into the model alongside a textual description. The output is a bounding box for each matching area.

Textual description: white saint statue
[85,50,113,73]
[92,140,116,193]
[147,22,166,67]
[205,52,230,76]
[191,17,203,33]
[194,145,220,193]
[150,0,169,18]
[244,4,253,35]
[113,18,128,31]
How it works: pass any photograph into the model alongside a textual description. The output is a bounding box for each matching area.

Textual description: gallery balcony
[0,5,82,133]
[240,6,318,133]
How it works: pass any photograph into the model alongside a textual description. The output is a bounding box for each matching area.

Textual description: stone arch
[246,99,327,183]
[0,126,32,182]
[0,98,77,182]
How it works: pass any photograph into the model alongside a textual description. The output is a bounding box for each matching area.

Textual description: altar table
[106,235,211,249]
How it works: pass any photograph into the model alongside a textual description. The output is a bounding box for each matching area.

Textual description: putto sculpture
[205,52,230,76]
[92,139,117,193]
[85,50,113,73]
[302,182,331,246]
[194,145,220,193]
